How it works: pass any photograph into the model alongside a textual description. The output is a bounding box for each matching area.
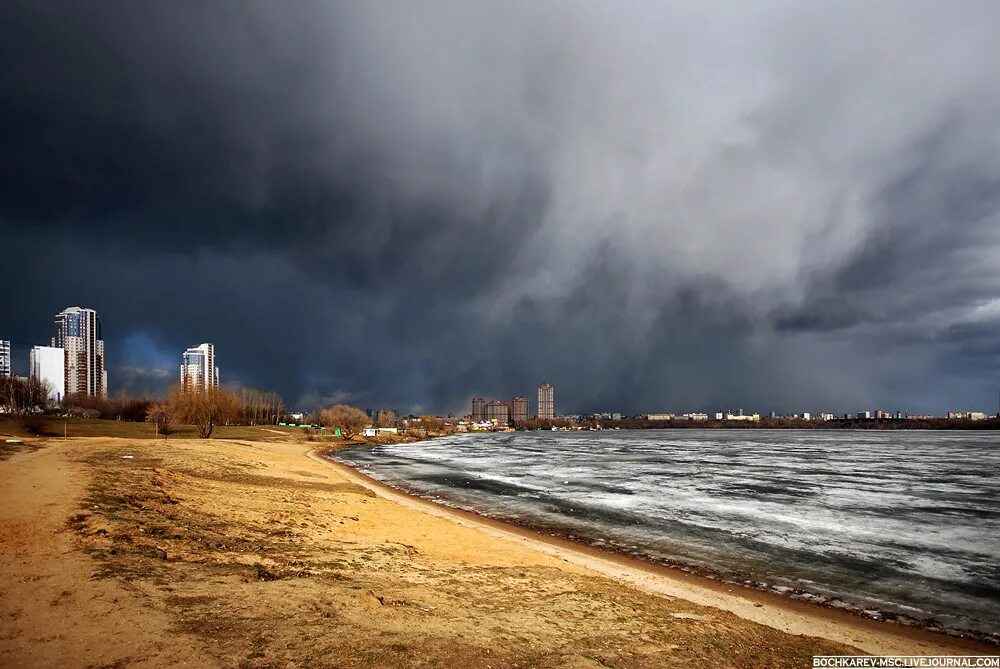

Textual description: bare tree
[234,387,285,425]
[145,402,172,436]
[0,376,52,415]
[417,415,445,432]
[319,404,370,438]
[375,410,397,428]
[168,385,234,439]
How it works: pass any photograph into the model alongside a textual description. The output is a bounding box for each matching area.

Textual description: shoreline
[314,446,996,656]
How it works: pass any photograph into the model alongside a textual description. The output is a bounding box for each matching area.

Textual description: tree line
[146,386,287,438]
[0,376,288,439]
[3,375,455,441]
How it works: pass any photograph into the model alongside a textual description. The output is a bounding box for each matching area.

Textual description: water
[331,430,1000,641]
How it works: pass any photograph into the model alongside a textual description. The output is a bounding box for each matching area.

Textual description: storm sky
[2,1,1000,415]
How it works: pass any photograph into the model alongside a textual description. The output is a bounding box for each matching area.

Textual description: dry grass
[0,417,319,442]
[0,439,42,461]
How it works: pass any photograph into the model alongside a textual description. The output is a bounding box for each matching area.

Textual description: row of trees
[1,381,169,423]
[3,376,445,441]
[0,376,52,414]
[145,386,288,438]
[310,406,449,438]
[0,376,287,440]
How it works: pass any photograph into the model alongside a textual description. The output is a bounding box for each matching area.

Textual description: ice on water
[334,429,1000,639]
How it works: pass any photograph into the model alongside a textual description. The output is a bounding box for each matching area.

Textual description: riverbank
[0,435,992,667]
[320,448,994,657]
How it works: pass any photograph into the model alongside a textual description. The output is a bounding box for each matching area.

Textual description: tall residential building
[471,396,486,421]
[0,340,10,377]
[484,399,510,425]
[181,343,219,392]
[53,307,106,397]
[510,396,529,424]
[537,383,554,420]
[30,346,66,402]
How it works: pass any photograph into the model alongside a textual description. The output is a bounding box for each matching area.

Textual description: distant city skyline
[3,306,1000,417]
[470,393,540,425]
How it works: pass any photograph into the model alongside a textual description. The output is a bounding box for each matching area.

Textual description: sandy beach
[0,435,993,668]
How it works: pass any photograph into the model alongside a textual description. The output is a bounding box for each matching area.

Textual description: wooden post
[64,421,67,440]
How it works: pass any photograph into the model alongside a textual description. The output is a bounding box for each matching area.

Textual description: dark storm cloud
[2,1,1000,414]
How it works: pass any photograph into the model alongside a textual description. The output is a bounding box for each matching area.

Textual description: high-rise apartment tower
[0,340,10,378]
[471,396,486,421]
[510,396,529,424]
[181,343,219,392]
[484,399,510,425]
[52,307,106,397]
[537,383,554,420]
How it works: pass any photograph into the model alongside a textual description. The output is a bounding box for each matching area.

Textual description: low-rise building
[646,413,674,421]
[950,411,988,420]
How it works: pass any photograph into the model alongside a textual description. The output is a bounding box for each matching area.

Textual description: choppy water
[331,430,1000,640]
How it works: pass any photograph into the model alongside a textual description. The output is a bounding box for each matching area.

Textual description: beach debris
[122,455,134,459]
[670,612,709,621]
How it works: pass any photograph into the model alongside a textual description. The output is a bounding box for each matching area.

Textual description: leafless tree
[0,376,52,415]
[145,402,172,436]
[375,410,398,428]
[417,415,445,432]
[167,385,236,439]
[320,404,370,438]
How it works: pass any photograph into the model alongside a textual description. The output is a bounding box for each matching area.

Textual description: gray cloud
[2,1,1000,415]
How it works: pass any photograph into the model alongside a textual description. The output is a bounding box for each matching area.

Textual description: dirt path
[0,441,213,668]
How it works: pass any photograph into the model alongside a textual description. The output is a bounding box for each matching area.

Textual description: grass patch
[0,439,43,461]
[0,417,311,441]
